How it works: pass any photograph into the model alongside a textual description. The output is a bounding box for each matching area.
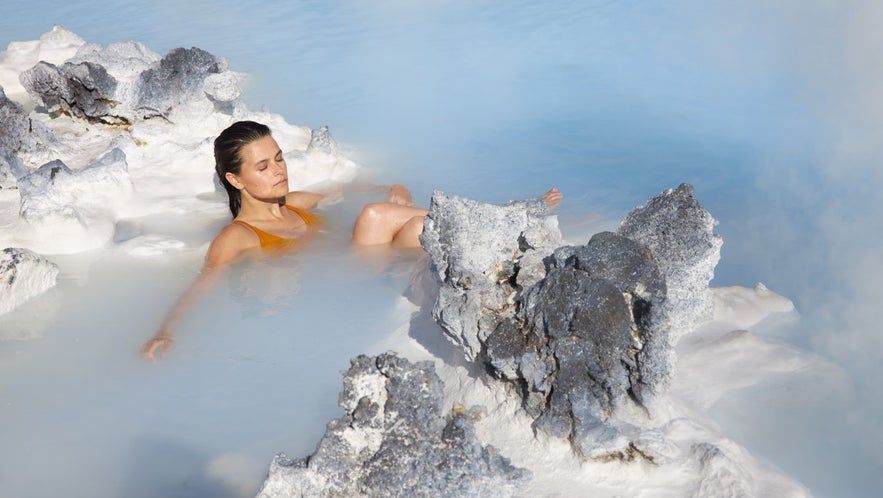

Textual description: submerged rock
[618,183,722,341]
[0,247,58,316]
[257,353,530,498]
[420,185,719,461]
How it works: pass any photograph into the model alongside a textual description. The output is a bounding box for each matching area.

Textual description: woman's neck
[238,195,288,221]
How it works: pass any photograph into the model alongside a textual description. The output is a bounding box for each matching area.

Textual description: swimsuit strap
[233,219,289,248]
[285,205,323,229]
[233,205,324,251]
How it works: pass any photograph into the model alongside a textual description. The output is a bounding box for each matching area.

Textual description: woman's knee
[355,203,386,227]
[353,203,390,244]
[392,215,425,247]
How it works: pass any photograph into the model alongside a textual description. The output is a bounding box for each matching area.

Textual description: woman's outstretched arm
[141,266,221,363]
[141,223,257,363]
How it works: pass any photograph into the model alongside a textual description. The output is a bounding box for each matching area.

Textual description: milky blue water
[2,1,882,497]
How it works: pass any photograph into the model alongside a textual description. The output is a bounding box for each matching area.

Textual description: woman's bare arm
[141,223,258,363]
[286,191,327,210]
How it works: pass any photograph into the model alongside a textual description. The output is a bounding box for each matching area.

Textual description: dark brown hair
[214,121,272,217]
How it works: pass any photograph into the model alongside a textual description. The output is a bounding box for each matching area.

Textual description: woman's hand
[142,329,173,364]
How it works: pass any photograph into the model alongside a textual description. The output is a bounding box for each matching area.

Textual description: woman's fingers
[141,337,173,364]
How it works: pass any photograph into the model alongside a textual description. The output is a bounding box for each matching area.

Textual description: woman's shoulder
[205,221,261,268]
[285,190,325,210]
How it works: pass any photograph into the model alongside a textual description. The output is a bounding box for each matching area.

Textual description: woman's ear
[225,172,243,190]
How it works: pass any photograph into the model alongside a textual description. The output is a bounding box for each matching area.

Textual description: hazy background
[1,1,881,496]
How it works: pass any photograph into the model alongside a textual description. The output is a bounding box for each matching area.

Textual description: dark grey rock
[0,86,53,188]
[137,47,226,119]
[257,353,530,498]
[0,86,30,157]
[0,247,59,316]
[516,232,672,458]
[20,60,122,123]
[618,183,721,341]
[420,185,718,461]
[19,43,234,124]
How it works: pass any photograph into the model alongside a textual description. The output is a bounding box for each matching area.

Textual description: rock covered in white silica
[0,85,53,188]
[257,353,530,498]
[17,146,132,223]
[419,184,720,462]
[419,191,563,361]
[19,40,239,124]
[0,247,58,315]
[618,183,722,341]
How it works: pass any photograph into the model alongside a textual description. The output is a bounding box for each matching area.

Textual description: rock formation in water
[0,85,54,189]
[257,353,530,498]
[419,185,720,461]
[618,183,722,341]
[0,247,58,316]
[16,146,132,223]
[19,41,241,124]
[419,192,563,361]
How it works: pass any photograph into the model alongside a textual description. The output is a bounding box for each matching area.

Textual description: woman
[142,121,562,362]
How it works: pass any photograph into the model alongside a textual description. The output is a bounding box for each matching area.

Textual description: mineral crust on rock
[0,85,53,188]
[0,247,58,315]
[419,191,562,361]
[419,185,719,461]
[257,353,530,498]
[17,147,132,223]
[618,183,722,341]
[19,42,237,123]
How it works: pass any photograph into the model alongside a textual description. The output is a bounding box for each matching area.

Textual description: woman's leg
[352,202,429,247]
[351,185,561,247]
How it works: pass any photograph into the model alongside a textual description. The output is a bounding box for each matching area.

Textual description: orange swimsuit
[233,205,323,252]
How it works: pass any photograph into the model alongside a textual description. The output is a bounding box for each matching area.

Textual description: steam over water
[2,1,882,497]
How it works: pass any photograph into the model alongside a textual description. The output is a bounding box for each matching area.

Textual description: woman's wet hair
[214,120,272,217]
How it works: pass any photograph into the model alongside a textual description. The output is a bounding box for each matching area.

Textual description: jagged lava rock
[0,85,53,188]
[0,85,29,157]
[419,191,562,361]
[19,41,237,123]
[0,247,58,315]
[420,186,720,461]
[256,353,530,498]
[137,46,232,117]
[618,183,721,341]
[480,231,673,459]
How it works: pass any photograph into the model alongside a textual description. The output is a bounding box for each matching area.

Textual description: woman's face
[227,135,289,201]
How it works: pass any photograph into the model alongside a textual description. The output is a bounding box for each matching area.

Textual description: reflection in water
[229,258,302,319]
